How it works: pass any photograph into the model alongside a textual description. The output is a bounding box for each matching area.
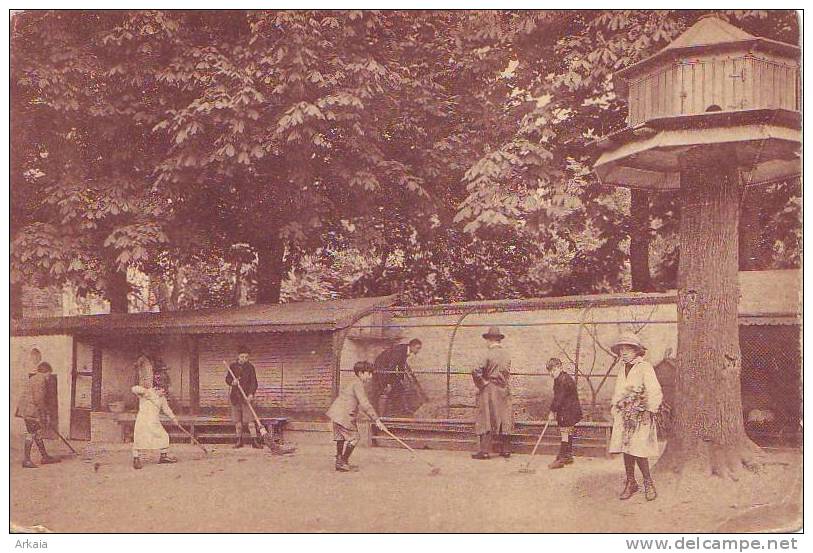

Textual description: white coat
[132,386,176,450]
[608,357,663,458]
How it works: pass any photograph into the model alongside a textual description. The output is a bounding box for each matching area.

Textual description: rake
[517,419,552,474]
[172,420,210,456]
[379,426,441,476]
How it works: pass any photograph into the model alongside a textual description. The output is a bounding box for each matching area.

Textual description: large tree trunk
[738,186,766,271]
[657,147,761,479]
[106,269,130,313]
[629,188,654,292]
[255,238,285,304]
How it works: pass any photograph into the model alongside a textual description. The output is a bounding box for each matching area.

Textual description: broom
[517,419,552,474]
[379,426,441,476]
[223,361,295,454]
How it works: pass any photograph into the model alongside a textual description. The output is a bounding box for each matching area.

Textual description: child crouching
[131,378,180,469]
[326,361,387,472]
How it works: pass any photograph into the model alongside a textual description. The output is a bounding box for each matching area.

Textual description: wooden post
[189,336,200,415]
[91,342,102,411]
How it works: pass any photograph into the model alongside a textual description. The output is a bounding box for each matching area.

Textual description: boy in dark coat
[15,362,60,468]
[546,358,583,469]
[225,345,262,449]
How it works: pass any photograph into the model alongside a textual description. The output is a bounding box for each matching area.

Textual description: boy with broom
[327,361,388,472]
[545,357,583,469]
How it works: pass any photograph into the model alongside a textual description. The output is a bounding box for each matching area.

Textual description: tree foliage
[11,10,801,312]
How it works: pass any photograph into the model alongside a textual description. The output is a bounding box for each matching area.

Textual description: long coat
[472,344,513,436]
[132,386,176,450]
[326,376,378,431]
[225,361,258,405]
[16,372,48,421]
[551,371,583,428]
[608,358,663,458]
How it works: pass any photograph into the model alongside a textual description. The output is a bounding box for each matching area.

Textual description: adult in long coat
[372,339,423,415]
[15,362,60,468]
[131,382,180,469]
[471,326,513,459]
[608,332,663,501]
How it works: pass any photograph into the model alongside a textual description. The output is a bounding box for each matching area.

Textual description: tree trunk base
[656,438,765,482]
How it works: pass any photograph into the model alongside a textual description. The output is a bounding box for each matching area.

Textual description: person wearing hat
[471,326,514,460]
[15,361,61,468]
[131,375,180,469]
[608,332,663,501]
[225,345,262,449]
[545,357,583,469]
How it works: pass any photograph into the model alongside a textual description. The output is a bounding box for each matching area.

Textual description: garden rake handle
[526,420,552,463]
[380,426,418,454]
[49,425,78,454]
[222,361,268,436]
[173,421,208,454]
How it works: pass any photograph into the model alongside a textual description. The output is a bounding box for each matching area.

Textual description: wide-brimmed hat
[482,326,505,340]
[610,332,647,356]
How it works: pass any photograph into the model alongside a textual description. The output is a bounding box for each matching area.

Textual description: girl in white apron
[608,332,663,501]
[131,379,180,469]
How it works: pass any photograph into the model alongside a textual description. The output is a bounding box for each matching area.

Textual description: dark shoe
[500,452,512,458]
[233,437,244,449]
[471,451,490,460]
[22,460,38,469]
[251,438,264,449]
[158,454,178,464]
[548,457,566,469]
[644,479,657,501]
[335,460,351,472]
[619,479,639,500]
[133,457,143,470]
[40,455,61,464]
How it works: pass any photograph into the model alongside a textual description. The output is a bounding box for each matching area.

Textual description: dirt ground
[10,440,802,533]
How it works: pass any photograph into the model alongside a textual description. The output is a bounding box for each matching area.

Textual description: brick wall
[199,332,335,414]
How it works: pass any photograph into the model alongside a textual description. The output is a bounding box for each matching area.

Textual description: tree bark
[254,238,285,304]
[629,188,654,292]
[738,186,766,271]
[106,269,129,313]
[656,147,761,479]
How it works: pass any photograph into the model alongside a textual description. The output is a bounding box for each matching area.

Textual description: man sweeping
[545,357,583,469]
[225,345,262,449]
[372,338,423,416]
[326,361,388,472]
[15,361,61,468]
[471,326,514,460]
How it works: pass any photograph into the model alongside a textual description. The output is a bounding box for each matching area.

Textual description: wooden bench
[115,414,288,444]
